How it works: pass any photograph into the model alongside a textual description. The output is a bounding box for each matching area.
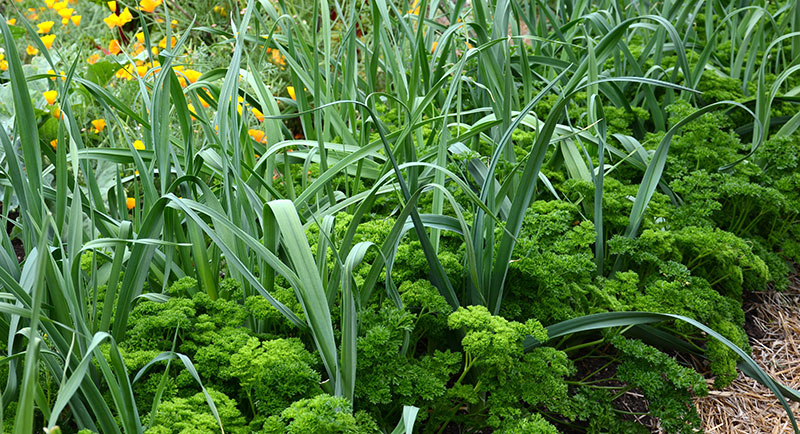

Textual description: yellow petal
[36,21,54,34]
[41,34,56,49]
[118,7,133,24]
[91,119,106,133]
[43,90,57,105]
[103,13,119,28]
[248,129,266,143]
[109,39,121,55]
[183,69,201,83]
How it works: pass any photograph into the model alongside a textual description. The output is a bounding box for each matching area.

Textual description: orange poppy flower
[43,90,57,105]
[91,119,106,133]
[36,21,54,34]
[248,129,267,144]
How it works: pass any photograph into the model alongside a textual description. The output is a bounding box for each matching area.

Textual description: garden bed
[0,0,799,433]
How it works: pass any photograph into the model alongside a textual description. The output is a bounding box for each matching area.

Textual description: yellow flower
[87,53,100,64]
[116,64,136,80]
[107,1,117,12]
[103,13,120,28]
[158,37,176,49]
[36,21,54,34]
[44,0,55,8]
[104,7,132,28]
[46,69,66,81]
[248,129,266,144]
[50,139,58,150]
[133,140,145,150]
[135,32,145,43]
[41,34,56,49]
[270,49,286,66]
[252,107,265,122]
[118,8,133,24]
[183,69,201,83]
[43,90,57,105]
[52,1,68,11]
[7,18,16,25]
[91,119,106,133]
[407,0,420,14]
[139,0,162,13]
[126,197,136,210]
[109,39,121,55]
[70,15,81,26]
[57,8,73,19]
[26,45,39,55]
[52,107,61,119]
[431,41,437,52]
[287,86,296,101]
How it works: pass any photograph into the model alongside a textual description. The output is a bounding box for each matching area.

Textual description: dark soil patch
[742,290,767,340]
[555,346,660,433]
[0,204,24,263]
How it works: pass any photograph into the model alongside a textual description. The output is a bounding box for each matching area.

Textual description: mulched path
[695,269,800,433]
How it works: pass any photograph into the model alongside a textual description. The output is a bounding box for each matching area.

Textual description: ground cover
[0,0,799,432]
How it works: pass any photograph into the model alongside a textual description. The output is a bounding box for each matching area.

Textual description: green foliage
[555,385,649,434]
[611,336,708,434]
[503,200,597,323]
[653,102,745,179]
[561,177,671,236]
[494,413,559,434]
[229,337,321,417]
[145,389,248,434]
[610,226,769,299]
[4,0,799,432]
[355,301,460,414]
[696,71,745,105]
[261,394,379,434]
[447,306,572,427]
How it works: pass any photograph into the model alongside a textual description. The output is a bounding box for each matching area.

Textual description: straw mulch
[695,271,800,433]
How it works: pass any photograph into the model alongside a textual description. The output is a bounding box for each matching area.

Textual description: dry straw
[696,272,800,433]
